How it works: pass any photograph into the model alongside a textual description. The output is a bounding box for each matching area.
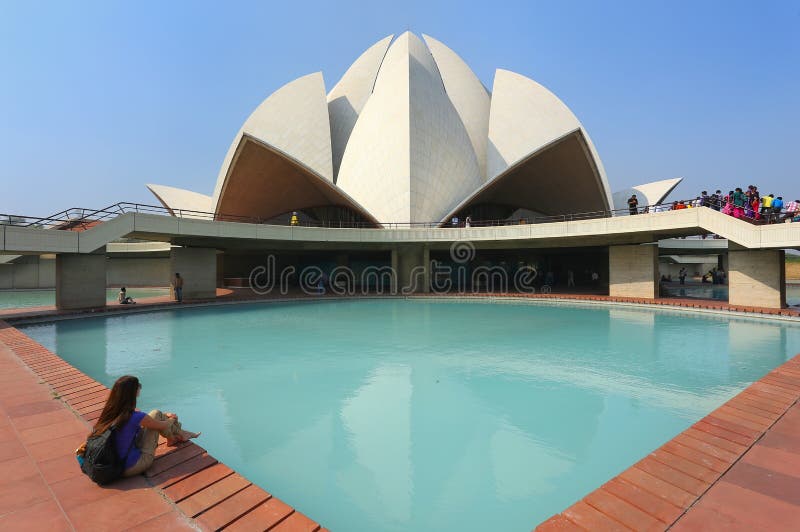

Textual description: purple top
[116,411,146,469]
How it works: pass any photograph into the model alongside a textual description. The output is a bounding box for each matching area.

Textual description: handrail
[1,199,796,230]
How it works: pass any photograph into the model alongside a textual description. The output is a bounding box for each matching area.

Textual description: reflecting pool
[22,299,800,531]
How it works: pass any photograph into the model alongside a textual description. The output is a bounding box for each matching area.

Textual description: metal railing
[0,199,793,231]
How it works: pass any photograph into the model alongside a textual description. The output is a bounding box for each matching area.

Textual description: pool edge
[535,355,800,531]
[0,319,329,532]
[3,294,799,530]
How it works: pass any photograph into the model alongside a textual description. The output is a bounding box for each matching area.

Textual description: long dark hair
[91,375,139,436]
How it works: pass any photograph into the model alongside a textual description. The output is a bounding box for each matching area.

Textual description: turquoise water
[21,300,800,531]
[0,288,170,310]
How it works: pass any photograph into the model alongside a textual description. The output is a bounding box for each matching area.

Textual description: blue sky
[1,0,798,215]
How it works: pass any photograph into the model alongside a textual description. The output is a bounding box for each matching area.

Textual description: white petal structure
[487,70,581,180]
[336,32,482,224]
[423,34,490,180]
[327,35,394,181]
[147,32,625,227]
[612,178,683,212]
[146,184,213,217]
[209,72,376,223]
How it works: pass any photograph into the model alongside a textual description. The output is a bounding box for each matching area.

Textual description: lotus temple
[2,31,800,531]
[5,31,795,312]
[146,32,675,227]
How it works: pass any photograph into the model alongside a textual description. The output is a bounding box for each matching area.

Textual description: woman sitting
[89,375,200,477]
[118,287,136,304]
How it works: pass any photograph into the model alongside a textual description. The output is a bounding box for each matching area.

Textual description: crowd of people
[627,186,800,223]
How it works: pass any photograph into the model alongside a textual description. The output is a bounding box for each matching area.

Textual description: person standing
[761,194,774,220]
[679,267,687,285]
[465,215,472,228]
[173,273,184,303]
[732,188,747,219]
[567,269,575,288]
[772,196,784,222]
[290,212,299,226]
[710,190,722,211]
[627,194,639,215]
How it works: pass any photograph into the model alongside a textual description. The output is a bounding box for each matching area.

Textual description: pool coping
[536,354,800,531]
[2,293,799,530]
[2,290,799,326]
[0,320,330,532]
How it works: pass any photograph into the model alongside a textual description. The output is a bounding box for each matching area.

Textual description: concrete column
[170,247,218,300]
[728,249,786,308]
[392,245,429,294]
[608,244,658,298]
[216,253,225,288]
[56,250,107,309]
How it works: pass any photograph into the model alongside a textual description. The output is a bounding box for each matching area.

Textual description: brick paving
[0,292,798,530]
[0,321,324,531]
[536,354,800,531]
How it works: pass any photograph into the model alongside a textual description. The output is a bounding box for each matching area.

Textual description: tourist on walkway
[567,269,575,287]
[711,190,722,211]
[772,196,784,222]
[732,188,747,219]
[290,212,299,226]
[627,194,639,215]
[79,376,200,478]
[679,267,687,285]
[465,215,472,228]
[745,197,755,219]
[751,196,761,221]
[722,191,733,215]
[761,194,774,220]
[118,287,136,305]
[173,273,183,302]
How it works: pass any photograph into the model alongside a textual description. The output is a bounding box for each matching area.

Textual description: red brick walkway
[537,355,800,531]
[0,321,326,531]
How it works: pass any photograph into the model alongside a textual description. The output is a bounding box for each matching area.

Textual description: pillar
[170,247,218,300]
[216,253,225,288]
[608,244,659,298]
[56,249,107,309]
[728,249,786,309]
[391,245,429,294]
